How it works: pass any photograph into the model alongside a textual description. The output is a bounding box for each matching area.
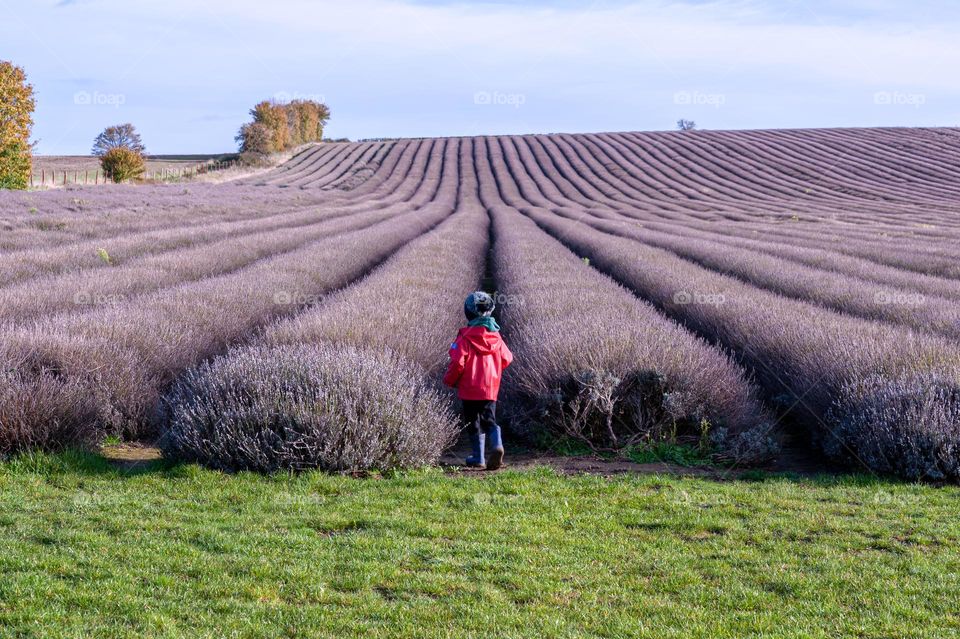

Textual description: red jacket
[443,326,513,401]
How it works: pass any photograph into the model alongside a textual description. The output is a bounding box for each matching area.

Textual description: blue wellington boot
[465,430,486,468]
[486,424,505,471]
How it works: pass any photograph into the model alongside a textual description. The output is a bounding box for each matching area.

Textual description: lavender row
[554,209,960,340]
[0,202,408,324]
[525,208,960,480]
[0,176,459,453]
[164,164,487,471]
[0,183,326,250]
[470,137,774,459]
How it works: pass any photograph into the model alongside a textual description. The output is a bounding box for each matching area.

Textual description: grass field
[1,452,957,638]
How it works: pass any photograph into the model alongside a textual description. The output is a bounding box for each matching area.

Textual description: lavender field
[2,127,960,480]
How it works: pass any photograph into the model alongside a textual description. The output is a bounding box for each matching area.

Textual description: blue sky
[3,0,958,155]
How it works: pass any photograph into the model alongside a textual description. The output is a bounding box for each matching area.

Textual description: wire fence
[30,159,241,187]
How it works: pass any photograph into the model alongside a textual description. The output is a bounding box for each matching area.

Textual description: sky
[2,0,959,155]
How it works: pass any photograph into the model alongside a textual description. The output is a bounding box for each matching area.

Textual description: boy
[443,291,513,470]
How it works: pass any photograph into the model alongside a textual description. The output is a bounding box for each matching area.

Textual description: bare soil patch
[100,437,829,478]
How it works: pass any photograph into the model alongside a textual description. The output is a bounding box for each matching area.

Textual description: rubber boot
[486,424,505,470]
[465,429,485,468]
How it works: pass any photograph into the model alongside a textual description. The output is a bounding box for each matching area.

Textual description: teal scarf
[468,316,500,332]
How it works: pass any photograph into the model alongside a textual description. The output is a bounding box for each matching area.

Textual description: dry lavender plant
[164,344,456,473]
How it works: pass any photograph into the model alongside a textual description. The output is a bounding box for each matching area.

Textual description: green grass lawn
[0,452,958,638]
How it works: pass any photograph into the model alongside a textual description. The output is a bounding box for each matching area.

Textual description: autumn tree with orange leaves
[0,61,35,190]
[237,99,329,159]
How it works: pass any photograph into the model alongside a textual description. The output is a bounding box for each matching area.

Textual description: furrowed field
[2,128,960,637]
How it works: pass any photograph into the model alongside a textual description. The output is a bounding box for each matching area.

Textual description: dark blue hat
[464,291,495,320]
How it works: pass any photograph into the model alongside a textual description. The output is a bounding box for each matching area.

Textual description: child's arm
[501,340,514,369]
[443,338,468,388]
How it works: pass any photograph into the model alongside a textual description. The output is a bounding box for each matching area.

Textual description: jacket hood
[458,326,504,355]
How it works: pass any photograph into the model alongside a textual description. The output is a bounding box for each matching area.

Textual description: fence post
[41,169,45,185]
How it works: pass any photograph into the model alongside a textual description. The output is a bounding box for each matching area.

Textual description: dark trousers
[462,400,496,436]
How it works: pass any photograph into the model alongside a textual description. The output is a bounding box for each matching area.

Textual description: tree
[92,123,146,157]
[100,147,145,183]
[314,102,331,139]
[237,98,330,157]
[235,122,272,154]
[0,61,35,190]
[286,100,313,147]
[287,100,330,147]
[677,119,697,131]
[0,139,32,190]
[250,101,289,153]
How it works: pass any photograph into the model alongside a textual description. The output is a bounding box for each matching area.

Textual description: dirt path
[100,436,830,479]
[439,432,830,479]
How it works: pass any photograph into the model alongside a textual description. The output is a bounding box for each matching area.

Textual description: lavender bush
[827,374,960,480]
[163,344,458,472]
[0,369,102,454]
